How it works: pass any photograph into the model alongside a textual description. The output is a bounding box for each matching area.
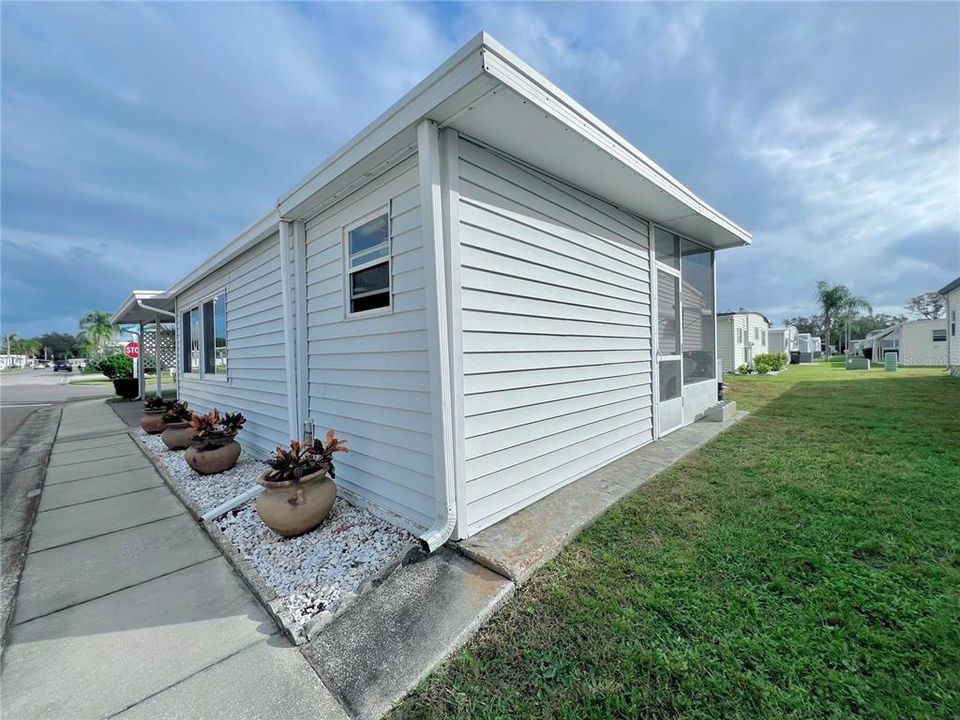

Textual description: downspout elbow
[417,503,456,553]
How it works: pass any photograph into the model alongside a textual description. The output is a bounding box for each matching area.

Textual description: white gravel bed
[215,497,416,639]
[137,428,417,640]
[137,429,268,515]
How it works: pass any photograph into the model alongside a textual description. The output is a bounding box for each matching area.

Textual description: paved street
[0,369,112,443]
[1,399,346,719]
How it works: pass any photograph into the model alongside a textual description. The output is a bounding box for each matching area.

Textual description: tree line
[783,286,946,356]
[4,311,117,360]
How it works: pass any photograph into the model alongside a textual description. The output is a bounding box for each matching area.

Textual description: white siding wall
[457,140,654,536]
[302,155,436,530]
[899,319,948,366]
[717,317,735,373]
[719,313,770,370]
[176,233,290,455]
[947,287,960,373]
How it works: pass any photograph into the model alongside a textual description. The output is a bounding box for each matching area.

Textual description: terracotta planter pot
[256,469,336,537]
[185,432,240,474]
[161,421,192,450]
[140,409,166,434]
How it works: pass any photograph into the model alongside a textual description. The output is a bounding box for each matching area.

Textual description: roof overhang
[938,276,960,295]
[279,32,751,250]
[111,290,176,325]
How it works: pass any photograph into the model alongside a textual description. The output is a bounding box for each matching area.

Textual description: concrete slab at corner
[307,548,514,720]
[458,412,748,585]
[1,559,276,719]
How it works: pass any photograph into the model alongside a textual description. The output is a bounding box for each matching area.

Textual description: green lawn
[393,363,959,719]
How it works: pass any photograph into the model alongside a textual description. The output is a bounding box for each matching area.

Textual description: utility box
[884,352,898,371]
[846,357,870,370]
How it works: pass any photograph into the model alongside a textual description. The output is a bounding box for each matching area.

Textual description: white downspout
[417,119,457,552]
[278,220,300,439]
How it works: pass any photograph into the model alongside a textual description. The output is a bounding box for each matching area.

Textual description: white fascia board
[166,209,279,298]
[477,34,751,247]
[278,32,489,219]
[111,290,170,325]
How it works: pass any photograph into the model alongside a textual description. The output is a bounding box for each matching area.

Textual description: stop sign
[124,342,139,359]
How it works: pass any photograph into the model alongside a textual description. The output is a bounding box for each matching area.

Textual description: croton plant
[189,409,247,439]
[264,430,348,484]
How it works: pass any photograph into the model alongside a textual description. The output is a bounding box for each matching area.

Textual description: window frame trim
[343,205,392,320]
[179,287,229,383]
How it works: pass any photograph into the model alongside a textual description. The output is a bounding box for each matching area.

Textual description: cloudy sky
[2,2,958,337]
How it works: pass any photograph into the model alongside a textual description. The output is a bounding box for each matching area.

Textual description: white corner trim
[417,118,457,552]
[277,221,299,440]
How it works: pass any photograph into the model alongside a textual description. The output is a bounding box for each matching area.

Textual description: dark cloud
[1,2,958,336]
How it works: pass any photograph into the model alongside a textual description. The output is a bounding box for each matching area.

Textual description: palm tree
[816,282,872,356]
[78,311,116,354]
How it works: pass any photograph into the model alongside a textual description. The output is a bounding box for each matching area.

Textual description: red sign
[124,342,139,359]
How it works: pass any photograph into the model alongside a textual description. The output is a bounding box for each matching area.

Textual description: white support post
[155,313,161,397]
[278,220,299,440]
[137,322,145,400]
[417,118,457,552]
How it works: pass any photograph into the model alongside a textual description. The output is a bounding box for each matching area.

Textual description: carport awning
[111,291,175,325]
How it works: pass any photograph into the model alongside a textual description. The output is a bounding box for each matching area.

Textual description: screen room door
[656,267,683,435]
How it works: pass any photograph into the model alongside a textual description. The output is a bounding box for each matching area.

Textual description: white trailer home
[113,33,751,545]
[940,276,960,376]
[867,319,949,366]
[717,312,770,373]
[768,325,800,356]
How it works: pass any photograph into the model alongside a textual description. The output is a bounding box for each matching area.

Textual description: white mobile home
[113,33,751,546]
[768,325,800,357]
[867,319,948,366]
[940,276,960,376]
[717,312,770,373]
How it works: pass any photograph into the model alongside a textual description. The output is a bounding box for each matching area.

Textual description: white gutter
[136,300,175,318]
[416,119,457,552]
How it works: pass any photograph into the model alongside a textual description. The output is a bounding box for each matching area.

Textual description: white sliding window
[345,210,390,316]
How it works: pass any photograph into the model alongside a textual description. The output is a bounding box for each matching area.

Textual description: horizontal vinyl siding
[458,140,654,535]
[304,157,434,530]
[717,317,734,374]
[177,233,289,455]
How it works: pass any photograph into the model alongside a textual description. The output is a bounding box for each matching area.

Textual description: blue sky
[2,2,958,337]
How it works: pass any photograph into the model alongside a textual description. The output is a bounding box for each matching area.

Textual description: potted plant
[256,431,348,537]
[184,409,246,474]
[160,401,193,450]
[97,353,137,399]
[140,394,168,434]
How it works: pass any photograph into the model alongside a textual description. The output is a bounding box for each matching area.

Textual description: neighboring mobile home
[113,33,751,546]
[717,311,770,373]
[940,276,960,376]
[867,319,949,366]
[768,325,800,356]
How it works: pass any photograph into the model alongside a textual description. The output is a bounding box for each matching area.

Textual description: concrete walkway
[1,399,346,719]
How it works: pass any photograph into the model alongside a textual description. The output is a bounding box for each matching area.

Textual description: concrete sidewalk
[1,399,346,719]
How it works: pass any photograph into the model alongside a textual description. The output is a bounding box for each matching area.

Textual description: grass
[393,363,959,719]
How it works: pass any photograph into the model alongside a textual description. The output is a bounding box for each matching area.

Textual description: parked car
[53,361,72,372]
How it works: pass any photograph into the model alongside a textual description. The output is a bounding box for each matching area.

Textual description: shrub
[97,353,133,380]
[752,352,788,374]
[736,364,752,375]
[754,356,774,374]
